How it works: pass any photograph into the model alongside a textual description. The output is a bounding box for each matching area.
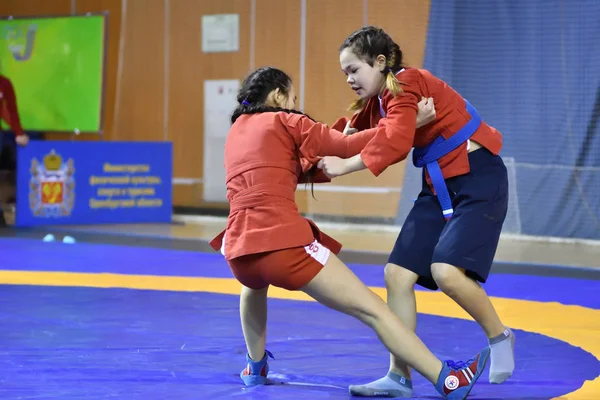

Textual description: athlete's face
[340,47,386,100]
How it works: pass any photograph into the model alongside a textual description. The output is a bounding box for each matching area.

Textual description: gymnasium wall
[0,0,430,220]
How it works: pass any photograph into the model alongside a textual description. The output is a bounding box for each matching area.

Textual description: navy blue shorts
[389,148,509,290]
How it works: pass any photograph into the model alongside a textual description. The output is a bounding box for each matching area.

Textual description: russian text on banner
[15,141,173,226]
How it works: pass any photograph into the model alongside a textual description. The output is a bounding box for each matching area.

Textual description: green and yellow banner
[0,14,106,133]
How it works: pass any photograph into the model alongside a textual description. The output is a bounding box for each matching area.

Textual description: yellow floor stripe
[0,270,598,399]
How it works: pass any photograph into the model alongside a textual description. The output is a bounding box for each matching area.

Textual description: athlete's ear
[274,88,285,103]
[375,54,387,72]
[265,89,280,107]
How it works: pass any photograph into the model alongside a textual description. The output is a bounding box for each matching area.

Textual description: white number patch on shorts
[220,233,226,256]
[304,240,331,266]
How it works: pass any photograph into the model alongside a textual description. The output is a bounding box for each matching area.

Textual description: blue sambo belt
[412,100,481,220]
[378,97,482,221]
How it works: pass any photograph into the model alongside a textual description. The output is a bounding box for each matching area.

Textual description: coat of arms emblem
[29,149,75,217]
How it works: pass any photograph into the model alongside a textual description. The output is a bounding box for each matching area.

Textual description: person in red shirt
[318,26,515,398]
[0,75,29,146]
[209,66,490,399]
[0,74,28,226]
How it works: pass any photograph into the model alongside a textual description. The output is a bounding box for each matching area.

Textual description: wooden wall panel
[167,0,251,207]
[304,0,362,125]
[254,0,301,79]
[303,190,400,218]
[0,0,71,17]
[111,0,165,142]
[1,0,433,220]
[366,0,431,68]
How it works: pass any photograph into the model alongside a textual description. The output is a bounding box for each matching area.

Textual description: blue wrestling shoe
[240,350,274,386]
[435,347,490,400]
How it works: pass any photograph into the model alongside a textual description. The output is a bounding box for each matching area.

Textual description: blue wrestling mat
[0,238,598,399]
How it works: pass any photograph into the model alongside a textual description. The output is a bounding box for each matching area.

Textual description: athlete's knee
[431,262,463,295]
[384,263,418,293]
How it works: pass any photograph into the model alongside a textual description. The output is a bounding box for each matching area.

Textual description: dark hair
[230,66,312,124]
[339,26,405,111]
[230,66,318,197]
